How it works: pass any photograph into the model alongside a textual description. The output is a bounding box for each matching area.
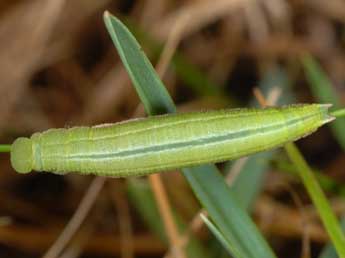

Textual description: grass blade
[103,12,277,258]
[183,165,276,258]
[201,214,246,258]
[285,143,345,257]
[319,218,345,258]
[104,11,175,115]
[300,55,345,257]
[302,54,345,149]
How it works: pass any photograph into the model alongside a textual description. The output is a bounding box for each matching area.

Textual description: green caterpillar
[10,104,333,177]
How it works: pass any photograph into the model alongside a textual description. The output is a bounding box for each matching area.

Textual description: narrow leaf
[302,54,345,150]
[104,12,277,258]
[104,11,175,115]
[319,218,345,258]
[285,143,345,257]
[201,214,246,258]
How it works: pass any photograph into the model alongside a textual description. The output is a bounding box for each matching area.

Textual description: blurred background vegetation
[0,0,345,257]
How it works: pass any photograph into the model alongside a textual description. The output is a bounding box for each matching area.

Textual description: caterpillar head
[11,137,33,174]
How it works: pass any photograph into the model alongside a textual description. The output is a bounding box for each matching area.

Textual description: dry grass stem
[243,0,269,42]
[41,177,106,258]
[156,13,190,77]
[153,0,250,40]
[225,157,249,184]
[109,181,134,258]
[148,175,185,258]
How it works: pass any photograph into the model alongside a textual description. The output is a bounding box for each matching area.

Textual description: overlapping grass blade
[201,214,246,258]
[319,218,345,258]
[302,54,345,258]
[302,54,345,149]
[183,165,276,257]
[104,12,175,115]
[285,143,345,257]
[103,11,277,258]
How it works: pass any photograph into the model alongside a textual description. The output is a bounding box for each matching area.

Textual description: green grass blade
[103,12,277,258]
[0,144,11,152]
[123,18,224,97]
[332,108,345,118]
[302,54,345,150]
[183,165,276,258]
[319,217,345,258]
[285,143,345,257]
[104,11,175,115]
[201,214,246,258]
[301,55,345,256]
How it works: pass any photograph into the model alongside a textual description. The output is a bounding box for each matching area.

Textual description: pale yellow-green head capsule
[11,137,33,174]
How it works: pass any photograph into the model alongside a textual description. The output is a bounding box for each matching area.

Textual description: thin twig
[108,181,134,258]
[41,177,106,258]
[153,0,250,40]
[156,13,190,77]
[253,87,268,107]
[148,175,184,258]
[225,157,249,184]
[57,224,94,258]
